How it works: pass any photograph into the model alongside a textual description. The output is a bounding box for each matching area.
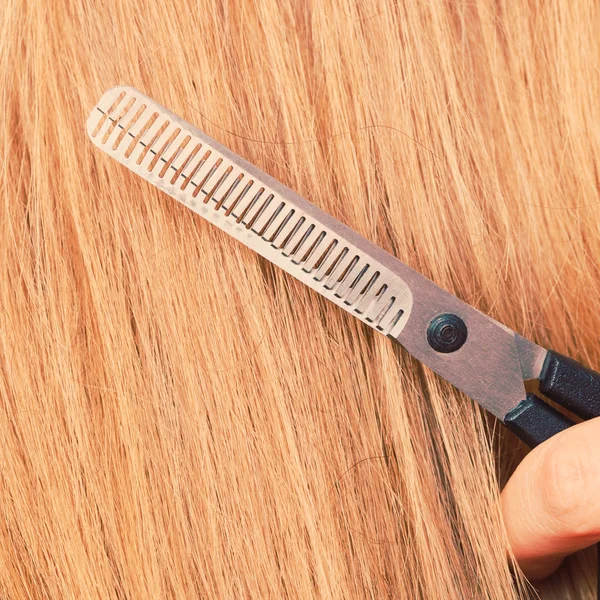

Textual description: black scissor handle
[505,394,575,447]
[504,352,600,447]
[539,351,600,421]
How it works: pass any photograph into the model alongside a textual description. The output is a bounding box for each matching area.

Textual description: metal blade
[87,86,546,420]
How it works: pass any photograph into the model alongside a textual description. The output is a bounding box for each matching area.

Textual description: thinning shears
[87,86,600,448]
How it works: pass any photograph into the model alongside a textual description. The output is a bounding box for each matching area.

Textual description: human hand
[501,418,600,580]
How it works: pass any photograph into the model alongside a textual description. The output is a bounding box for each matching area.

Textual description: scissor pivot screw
[427,314,468,353]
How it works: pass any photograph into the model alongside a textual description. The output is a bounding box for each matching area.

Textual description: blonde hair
[2,0,599,597]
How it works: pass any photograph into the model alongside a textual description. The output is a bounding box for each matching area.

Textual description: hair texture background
[1,0,599,598]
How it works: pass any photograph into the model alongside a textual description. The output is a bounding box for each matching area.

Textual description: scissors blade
[87,86,547,421]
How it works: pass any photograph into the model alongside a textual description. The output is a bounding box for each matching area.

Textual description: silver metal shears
[87,86,600,447]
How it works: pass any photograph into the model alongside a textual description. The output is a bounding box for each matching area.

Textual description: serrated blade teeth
[87,86,413,337]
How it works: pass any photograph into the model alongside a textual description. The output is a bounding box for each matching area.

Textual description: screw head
[427,314,468,353]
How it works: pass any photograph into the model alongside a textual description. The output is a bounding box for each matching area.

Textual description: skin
[501,418,600,580]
